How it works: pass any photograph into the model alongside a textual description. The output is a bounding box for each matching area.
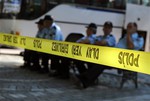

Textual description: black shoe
[20,63,30,68]
[71,75,83,89]
[38,68,49,74]
[49,71,60,77]
[76,75,88,89]
[117,69,122,74]
[20,65,26,68]
[57,75,70,79]
[30,65,41,71]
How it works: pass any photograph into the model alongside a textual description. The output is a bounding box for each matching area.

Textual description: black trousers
[41,53,50,70]
[78,64,112,87]
[74,60,87,74]
[56,57,89,78]
[50,55,61,71]
[74,60,94,74]
[23,49,40,66]
[23,49,40,69]
[23,49,31,65]
[31,51,40,66]
[41,53,61,72]
[58,57,70,78]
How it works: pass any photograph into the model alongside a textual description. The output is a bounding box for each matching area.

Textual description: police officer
[58,23,97,79]
[77,23,97,44]
[20,19,45,69]
[116,22,144,50]
[30,19,45,71]
[20,49,32,68]
[116,22,144,76]
[95,21,116,46]
[74,21,116,88]
[35,19,45,38]
[75,23,98,74]
[41,15,63,73]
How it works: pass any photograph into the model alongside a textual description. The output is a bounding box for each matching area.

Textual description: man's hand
[79,39,90,44]
[126,29,134,49]
[127,29,134,35]
[95,40,107,46]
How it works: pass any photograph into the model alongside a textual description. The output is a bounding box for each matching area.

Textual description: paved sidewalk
[0,53,150,101]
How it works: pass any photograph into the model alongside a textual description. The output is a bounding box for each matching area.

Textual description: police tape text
[118,51,140,67]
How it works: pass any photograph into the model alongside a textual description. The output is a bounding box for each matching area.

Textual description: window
[0,0,57,20]
[142,0,150,6]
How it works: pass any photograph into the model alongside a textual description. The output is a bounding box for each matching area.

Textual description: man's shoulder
[43,28,48,32]
[108,34,116,39]
[97,35,103,38]
[109,34,115,37]
[53,23,61,30]
[91,34,97,38]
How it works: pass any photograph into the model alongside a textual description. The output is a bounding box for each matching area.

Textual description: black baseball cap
[86,23,97,29]
[35,19,44,25]
[43,15,53,21]
[104,21,113,28]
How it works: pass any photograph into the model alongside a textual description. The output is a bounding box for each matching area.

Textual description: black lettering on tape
[118,51,123,64]
[86,47,99,60]
[129,53,134,66]
[20,38,26,46]
[13,36,18,44]
[125,52,129,66]
[3,35,6,41]
[86,47,92,58]
[3,35,12,43]
[95,48,99,60]
[72,45,82,56]
[51,42,69,54]
[118,51,140,67]
[8,36,12,42]
[33,39,42,49]
[52,42,56,51]
[134,54,140,67]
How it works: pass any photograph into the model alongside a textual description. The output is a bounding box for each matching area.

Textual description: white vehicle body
[0,3,149,52]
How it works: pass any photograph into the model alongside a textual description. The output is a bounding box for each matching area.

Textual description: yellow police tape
[0,33,150,75]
